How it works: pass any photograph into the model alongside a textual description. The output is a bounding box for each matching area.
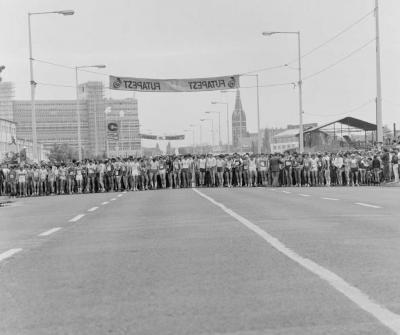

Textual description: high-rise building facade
[7,81,140,158]
[0,82,14,121]
[231,89,247,148]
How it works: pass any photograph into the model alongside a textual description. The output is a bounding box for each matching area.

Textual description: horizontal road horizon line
[38,227,62,237]
[193,188,400,335]
[0,248,23,262]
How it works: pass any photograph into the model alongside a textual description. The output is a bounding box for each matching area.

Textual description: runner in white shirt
[17,166,27,197]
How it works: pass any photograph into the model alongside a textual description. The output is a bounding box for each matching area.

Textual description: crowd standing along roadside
[1,148,399,198]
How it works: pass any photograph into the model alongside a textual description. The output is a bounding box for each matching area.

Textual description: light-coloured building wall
[7,81,140,158]
[0,82,14,121]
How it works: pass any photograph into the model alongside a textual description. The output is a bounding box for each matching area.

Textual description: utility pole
[375,0,383,145]
[297,32,304,153]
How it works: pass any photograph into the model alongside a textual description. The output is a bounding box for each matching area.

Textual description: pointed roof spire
[234,89,243,111]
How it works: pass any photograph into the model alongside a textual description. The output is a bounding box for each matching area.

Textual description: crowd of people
[1,148,399,198]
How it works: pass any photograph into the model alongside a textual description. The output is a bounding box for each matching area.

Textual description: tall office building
[8,81,140,158]
[231,89,247,148]
[0,82,15,121]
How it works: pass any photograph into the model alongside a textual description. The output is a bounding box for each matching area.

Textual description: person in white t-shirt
[17,165,27,197]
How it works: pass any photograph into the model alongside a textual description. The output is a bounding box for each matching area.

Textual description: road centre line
[69,214,85,222]
[101,201,109,205]
[38,227,62,237]
[193,188,400,334]
[298,194,311,197]
[355,202,382,209]
[88,206,99,212]
[322,197,339,201]
[0,248,23,262]
[110,198,117,201]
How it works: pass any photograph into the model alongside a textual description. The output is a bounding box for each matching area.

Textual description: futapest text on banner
[109,75,240,92]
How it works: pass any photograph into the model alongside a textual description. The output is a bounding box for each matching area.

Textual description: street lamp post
[375,0,383,145]
[262,31,304,153]
[200,118,214,148]
[189,124,196,153]
[75,64,106,161]
[105,106,111,157]
[28,9,74,162]
[211,101,229,152]
[205,111,221,146]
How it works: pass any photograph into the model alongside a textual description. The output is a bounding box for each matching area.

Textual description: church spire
[231,88,247,149]
[234,89,243,111]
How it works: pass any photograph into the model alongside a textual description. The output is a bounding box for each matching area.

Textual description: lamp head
[58,10,75,15]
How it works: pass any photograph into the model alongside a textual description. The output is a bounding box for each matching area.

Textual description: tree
[263,129,272,153]
[0,65,5,82]
[47,143,78,162]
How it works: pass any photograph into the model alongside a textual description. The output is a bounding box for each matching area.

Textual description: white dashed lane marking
[38,227,62,237]
[101,201,109,205]
[0,248,22,262]
[193,188,400,335]
[298,194,311,197]
[110,198,117,201]
[117,194,123,197]
[322,197,339,201]
[282,191,291,194]
[69,214,85,222]
[88,206,99,212]
[355,202,382,209]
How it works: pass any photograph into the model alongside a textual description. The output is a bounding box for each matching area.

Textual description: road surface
[1,187,400,335]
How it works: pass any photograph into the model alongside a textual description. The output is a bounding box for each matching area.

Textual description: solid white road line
[101,201,109,205]
[69,214,85,222]
[322,197,339,201]
[110,198,117,201]
[88,206,99,212]
[38,227,62,237]
[193,188,400,335]
[298,194,311,197]
[355,202,382,209]
[0,248,22,262]
[282,191,291,194]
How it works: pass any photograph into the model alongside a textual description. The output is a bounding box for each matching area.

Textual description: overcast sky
[1,0,400,146]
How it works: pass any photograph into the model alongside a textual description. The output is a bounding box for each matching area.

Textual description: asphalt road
[1,187,400,335]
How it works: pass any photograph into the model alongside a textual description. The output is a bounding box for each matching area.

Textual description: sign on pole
[107,122,119,141]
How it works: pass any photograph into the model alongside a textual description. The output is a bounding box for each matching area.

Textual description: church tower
[231,89,247,148]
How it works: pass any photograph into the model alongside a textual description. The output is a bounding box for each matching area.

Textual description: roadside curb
[382,182,400,187]
[0,196,12,206]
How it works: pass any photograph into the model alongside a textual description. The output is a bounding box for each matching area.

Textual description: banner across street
[109,74,240,92]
